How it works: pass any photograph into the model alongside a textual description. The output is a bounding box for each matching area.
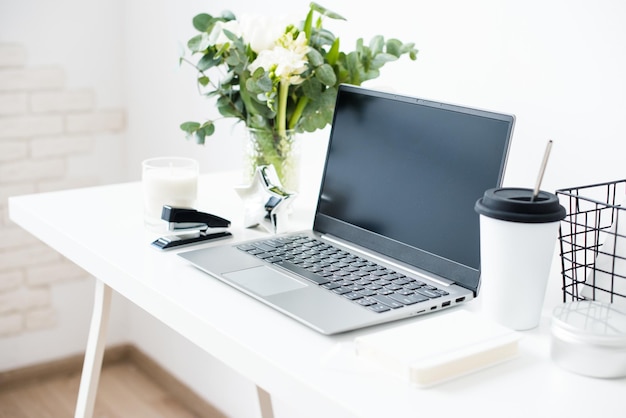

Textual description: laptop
[180,84,515,335]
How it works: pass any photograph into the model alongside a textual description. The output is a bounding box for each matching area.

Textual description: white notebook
[354,309,520,387]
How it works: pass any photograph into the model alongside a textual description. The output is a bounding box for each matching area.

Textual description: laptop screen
[313,84,514,293]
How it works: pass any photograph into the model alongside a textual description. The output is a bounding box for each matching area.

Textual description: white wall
[2,0,626,416]
[0,0,129,370]
[0,0,126,123]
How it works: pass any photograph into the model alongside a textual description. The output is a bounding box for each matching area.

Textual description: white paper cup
[142,157,198,229]
[475,188,566,330]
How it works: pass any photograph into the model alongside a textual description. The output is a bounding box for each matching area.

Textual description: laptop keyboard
[236,235,450,313]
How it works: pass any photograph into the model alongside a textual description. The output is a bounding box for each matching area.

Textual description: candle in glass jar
[142,157,198,228]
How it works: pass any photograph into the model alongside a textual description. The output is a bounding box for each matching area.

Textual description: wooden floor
[0,345,226,418]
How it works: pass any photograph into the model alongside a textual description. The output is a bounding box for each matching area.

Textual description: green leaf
[222,29,239,42]
[327,38,340,65]
[309,2,346,20]
[298,86,337,132]
[400,42,419,60]
[304,8,313,41]
[245,78,258,94]
[250,101,276,119]
[246,68,274,95]
[356,38,364,55]
[221,10,236,20]
[248,114,270,130]
[385,39,403,57]
[192,14,213,32]
[345,51,362,85]
[400,41,416,53]
[301,78,322,100]
[363,69,381,82]
[197,51,219,71]
[251,67,266,78]
[225,47,246,68]
[309,28,335,47]
[307,48,324,67]
[221,71,234,85]
[193,130,206,144]
[180,121,201,133]
[369,35,384,56]
[315,63,337,86]
[214,42,230,59]
[256,74,273,92]
[198,75,209,87]
[370,53,398,69]
[188,33,211,53]
[200,121,215,136]
[180,120,216,144]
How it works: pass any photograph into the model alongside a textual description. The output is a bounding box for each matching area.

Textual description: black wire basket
[556,180,626,303]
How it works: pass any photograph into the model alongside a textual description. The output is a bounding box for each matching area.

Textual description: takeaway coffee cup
[475,188,566,330]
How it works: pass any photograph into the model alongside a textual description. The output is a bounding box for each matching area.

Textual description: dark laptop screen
[313,84,514,293]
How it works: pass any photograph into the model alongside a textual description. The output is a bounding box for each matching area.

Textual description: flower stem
[277,80,289,139]
[289,96,309,130]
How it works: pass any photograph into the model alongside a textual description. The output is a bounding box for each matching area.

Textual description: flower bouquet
[180,2,418,189]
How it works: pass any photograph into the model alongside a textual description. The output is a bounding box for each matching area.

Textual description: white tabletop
[9,171,625,418]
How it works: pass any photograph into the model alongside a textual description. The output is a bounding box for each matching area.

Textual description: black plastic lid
[475,187,566,223]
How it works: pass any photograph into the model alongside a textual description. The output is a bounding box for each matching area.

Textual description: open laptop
[180,84,515,335]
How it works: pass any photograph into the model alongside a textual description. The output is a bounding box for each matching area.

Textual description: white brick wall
[0,44,27,68]
[0,226,39,250]
[0,92,28,115]
[0,115,64,138]
[0,314,21,336]
[30,135,92,158]
[30,89,95,113]
[0,245,60,273]
[0,43,126,337]
[66,110,126,133]
[0,68,65,91]
[0,270,22,292]
[0,158,66,182]
[24,307,57,331]
[0,139,28,161]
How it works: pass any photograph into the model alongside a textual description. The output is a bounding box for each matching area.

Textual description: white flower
[249,31,310,85]
[239,14,296,53]
[208,20,242,46]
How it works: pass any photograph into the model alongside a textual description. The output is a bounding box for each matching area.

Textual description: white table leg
[256,385,275,418]
[74,280,112,418]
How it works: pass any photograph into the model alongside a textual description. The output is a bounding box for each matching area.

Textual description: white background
[2,0,626,416]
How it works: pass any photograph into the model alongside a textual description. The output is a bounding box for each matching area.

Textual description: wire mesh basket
[556,180,626,303]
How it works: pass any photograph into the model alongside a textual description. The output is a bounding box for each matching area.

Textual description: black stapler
[151,206,232,250]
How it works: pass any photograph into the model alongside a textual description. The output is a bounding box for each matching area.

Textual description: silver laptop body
[180,84,515,335]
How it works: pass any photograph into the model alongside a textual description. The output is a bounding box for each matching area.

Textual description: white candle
[142,157,198,228]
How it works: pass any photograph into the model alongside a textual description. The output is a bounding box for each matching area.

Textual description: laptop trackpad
[223,266,307,297]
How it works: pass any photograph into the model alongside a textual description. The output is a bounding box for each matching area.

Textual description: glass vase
[245,128,301,192]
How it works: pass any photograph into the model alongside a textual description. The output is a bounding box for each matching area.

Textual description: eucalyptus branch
[181,2,418,141]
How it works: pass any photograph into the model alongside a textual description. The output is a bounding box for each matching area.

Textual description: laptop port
[442,301,451,307]
[455,297,466,303]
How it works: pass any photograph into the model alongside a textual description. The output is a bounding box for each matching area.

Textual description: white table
[9,171,625,418]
